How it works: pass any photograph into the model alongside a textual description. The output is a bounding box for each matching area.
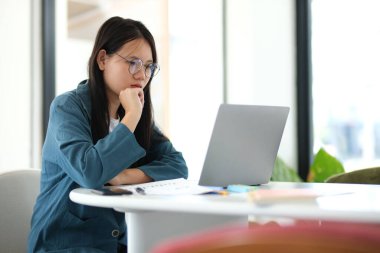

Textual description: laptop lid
[198,104,289,187]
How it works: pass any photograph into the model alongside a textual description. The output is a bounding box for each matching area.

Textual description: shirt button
[111,229,120,238]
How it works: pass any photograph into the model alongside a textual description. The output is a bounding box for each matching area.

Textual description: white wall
[168,0,297,180]
[226,0,297,168]
[168,0,224,180]
[0,0,39,171]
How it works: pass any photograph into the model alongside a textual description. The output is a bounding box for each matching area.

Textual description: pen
[204,189,229,195]
[135,187,146,195]
[217,190,229,196]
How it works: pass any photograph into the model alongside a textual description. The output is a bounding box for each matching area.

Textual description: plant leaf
[308,148,345,182]
[271,157,303,182]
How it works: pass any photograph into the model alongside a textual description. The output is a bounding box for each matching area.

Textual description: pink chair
[151,221,380,253]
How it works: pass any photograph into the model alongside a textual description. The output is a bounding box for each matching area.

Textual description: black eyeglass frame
[114,53,160,78]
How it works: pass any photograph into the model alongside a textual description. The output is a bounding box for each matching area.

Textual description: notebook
[118,178,212,195]
[198,104,289,187]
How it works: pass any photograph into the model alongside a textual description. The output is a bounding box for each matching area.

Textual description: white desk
[70,182,380,253]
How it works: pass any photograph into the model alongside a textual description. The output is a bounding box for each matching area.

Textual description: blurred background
[1,0,379,181]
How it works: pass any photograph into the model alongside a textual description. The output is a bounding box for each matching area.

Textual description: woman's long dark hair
[88,17,158,149]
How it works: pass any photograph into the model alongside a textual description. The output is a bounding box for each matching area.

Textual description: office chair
[0,169,41,253]
[325,167,380,184]
[151,221,380,253]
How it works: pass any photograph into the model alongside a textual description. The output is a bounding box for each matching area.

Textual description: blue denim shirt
[28,81,188,252]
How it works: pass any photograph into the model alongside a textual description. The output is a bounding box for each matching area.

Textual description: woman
[28,17,188,253]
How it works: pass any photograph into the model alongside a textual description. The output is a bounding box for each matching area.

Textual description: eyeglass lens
[129,59,159,78]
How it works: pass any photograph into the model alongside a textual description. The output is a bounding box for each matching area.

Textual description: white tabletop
[70,182,380,223]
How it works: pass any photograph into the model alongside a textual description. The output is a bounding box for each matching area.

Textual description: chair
[150,222,380,253]
[0,169,41,253]
[325,167,380,184]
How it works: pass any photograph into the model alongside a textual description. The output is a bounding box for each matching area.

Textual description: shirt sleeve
[47,93,146,188]
[138,126,188,181]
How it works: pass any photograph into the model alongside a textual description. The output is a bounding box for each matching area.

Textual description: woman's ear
[97,49,107,70]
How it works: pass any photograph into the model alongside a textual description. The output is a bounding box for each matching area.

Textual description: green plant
[271,148,345,183]
[307,148,345,182]
[271,157,302,182]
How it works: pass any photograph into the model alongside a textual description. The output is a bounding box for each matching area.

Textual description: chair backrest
[326,167,380,184]
[151,222,380,253]
[0,169,41,253]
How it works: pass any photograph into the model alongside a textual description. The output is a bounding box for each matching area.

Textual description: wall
[0,0,42,171]
[227,0,297,168]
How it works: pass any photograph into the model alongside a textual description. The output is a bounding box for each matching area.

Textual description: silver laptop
[198,104,289,187]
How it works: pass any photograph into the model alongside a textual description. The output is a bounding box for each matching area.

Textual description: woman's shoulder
[51,81,90,108]
[51,89,80,108]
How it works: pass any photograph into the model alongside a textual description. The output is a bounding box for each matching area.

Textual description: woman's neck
[107,91,120,120]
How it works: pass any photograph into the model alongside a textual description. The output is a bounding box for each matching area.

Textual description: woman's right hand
[119,87,144,132]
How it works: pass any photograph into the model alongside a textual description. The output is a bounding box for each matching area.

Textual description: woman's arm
[108,126,188,185]
[108,168,152,185]
[49,93,146,188]
[132,126,188,181]
[139,140,188,181]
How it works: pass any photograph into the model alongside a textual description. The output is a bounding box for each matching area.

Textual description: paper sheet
[112,178,213,195]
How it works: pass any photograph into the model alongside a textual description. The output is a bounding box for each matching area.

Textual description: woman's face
[97,38,153,102]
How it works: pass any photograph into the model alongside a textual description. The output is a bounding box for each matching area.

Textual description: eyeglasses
[115,53,160,78]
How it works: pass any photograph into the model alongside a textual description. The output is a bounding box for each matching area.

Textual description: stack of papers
[115,178,213,195]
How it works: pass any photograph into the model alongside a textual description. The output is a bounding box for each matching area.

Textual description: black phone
[91,187,133,196]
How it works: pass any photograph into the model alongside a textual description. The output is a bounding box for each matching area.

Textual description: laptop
[198,104,289,187]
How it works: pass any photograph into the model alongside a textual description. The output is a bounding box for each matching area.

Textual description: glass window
[311,0,380,171]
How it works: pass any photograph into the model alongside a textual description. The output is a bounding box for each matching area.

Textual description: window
[311,0,380,171]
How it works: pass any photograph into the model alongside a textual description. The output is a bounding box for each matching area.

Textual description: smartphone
[92,187,133,196]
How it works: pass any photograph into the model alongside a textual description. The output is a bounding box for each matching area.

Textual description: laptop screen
[198,104,289,187]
